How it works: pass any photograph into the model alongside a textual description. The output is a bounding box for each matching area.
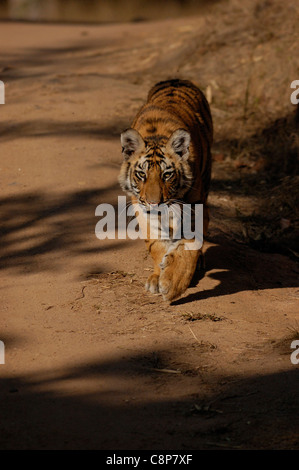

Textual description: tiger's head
[118,128,193,208]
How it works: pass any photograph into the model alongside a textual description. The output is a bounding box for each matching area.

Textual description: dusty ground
[0,0,299,450]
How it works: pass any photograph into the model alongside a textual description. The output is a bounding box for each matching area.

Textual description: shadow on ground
[0,348,298,449]
[0,184,128,274]
[0,119,128,142]
[175,234,299,305]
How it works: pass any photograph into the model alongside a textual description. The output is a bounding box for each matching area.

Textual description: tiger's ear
[166,129,190,159]
[121,128,145,160]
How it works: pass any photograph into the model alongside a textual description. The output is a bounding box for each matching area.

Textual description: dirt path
[0,5,298,450]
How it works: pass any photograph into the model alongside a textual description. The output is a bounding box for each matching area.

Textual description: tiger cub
[119,79,213,301]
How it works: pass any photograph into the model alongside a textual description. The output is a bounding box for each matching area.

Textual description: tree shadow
[0,184,129,274]
[0,347,298,449]
[214,106,299,180]
[173,234,299,306]
[0,119,128,142]
[210,107,298,256]
[0,39,120,82]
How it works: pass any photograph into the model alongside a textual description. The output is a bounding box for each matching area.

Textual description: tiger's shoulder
[133,79,213,147]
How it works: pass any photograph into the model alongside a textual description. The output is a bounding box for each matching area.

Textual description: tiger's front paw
[145,273,160,294]
[158,252,191,302]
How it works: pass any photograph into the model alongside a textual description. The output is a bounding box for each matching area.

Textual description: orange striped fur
[119,79,213,301]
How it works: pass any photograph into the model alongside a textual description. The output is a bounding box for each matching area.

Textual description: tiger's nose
[148,200,159,206]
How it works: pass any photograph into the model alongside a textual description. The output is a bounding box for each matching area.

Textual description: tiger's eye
[163,171,174,180]
[136,170,146,180]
